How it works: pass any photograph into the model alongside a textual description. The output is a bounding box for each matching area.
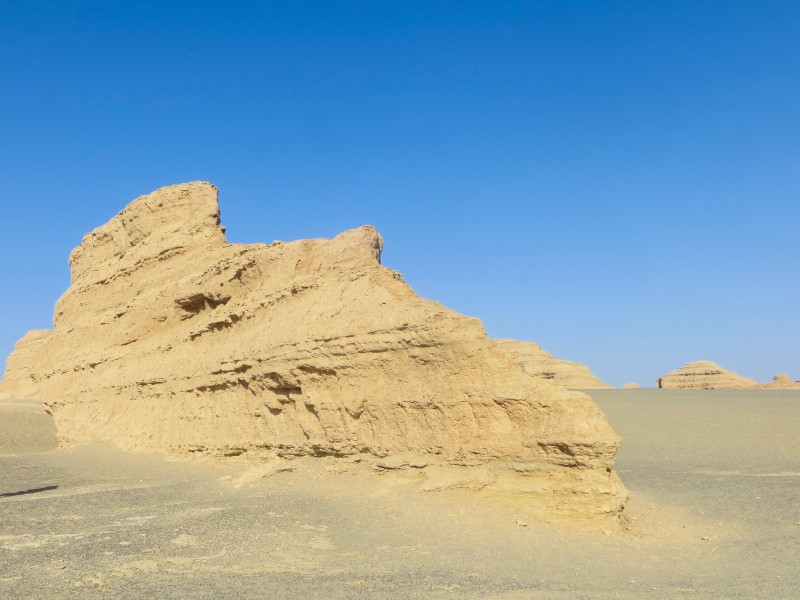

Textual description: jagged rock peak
[69,182,226,281]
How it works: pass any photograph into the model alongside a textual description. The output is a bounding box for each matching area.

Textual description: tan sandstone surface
[657,360,759,389]
[493,339,612,389]
[0,182,626,523]
[0,329,50,401]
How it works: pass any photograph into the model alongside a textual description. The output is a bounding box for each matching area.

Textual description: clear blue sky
[1,1,798,387]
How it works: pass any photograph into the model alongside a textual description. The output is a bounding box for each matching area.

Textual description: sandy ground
[1,390,798,599]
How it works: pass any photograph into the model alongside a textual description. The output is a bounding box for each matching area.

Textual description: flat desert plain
[1,390,798,599]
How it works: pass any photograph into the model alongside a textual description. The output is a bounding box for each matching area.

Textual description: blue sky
[1,1,798,387]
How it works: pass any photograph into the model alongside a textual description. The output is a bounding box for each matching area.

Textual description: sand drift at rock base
[0,182,626,524]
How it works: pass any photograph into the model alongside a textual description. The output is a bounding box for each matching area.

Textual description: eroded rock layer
[494,340,612,389]
[657,360,758,389]
[0,182,626,522]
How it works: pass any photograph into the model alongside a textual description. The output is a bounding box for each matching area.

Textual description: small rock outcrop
[0,182,627,523]
[657,361,758,389]
[759,374,800,389]
[493,340,612,389]
[0,330,51,401]
[620,383,641,390]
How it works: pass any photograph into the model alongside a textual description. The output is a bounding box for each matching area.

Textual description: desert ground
[1,390,798,599]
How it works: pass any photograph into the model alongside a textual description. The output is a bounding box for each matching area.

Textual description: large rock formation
[0,182,626,523]
[493,340,612,389]
[657,360,758,389]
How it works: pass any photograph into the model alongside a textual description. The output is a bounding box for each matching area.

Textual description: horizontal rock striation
[0,182,626,523]
[494,340,612,389]
[657,360,758,389]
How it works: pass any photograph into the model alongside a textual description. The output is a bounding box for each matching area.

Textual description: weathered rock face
[0,182,626,523]
[657,361,758,389]
[759,374,800,389]
[494,340,612,389]
[0,330,52,401]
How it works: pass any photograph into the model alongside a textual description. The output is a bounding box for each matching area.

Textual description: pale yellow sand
[0,400,57,455]
[1,390,798,598]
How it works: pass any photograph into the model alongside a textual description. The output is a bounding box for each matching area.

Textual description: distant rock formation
[493,340,612,389]
[657,361,758,389]
[620,383,641,390]
[759,374,800,389]
[0,182,626,523]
